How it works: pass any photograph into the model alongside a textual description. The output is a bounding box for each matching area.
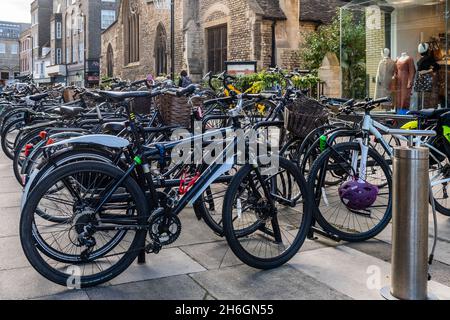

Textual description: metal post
[381,142,437,300]
[170,0,175,81]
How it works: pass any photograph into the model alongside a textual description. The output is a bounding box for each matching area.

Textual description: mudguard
[45,134,130,149]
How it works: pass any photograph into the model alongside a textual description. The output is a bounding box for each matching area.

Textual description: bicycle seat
[28,93,49,101]
[98,91,151,101]
[102,121,127,134]
[408,109,450,120]
[59,106,85,118]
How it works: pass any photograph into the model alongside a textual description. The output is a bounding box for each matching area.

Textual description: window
[56,22,62,39]
[72,43,77,63]
[10,44,18,54]
[106,44,114,77]
[66,47,70,63]
[1,72,9,80]
[101,10,116,29]
[207,25,227,73]
[66,13,71,37]
[56,48,62,64]
[155,23,167,75]
[78,42,84,62]
[0,43,5,54]
[123,1,139,64]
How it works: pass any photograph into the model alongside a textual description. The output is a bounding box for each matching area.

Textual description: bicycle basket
[155,94,204,128]
[284,95,329,138]
[130,95,153,115]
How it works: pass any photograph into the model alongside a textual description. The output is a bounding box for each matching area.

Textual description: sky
[0,0,32,24]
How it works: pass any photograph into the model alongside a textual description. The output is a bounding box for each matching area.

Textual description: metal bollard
[381,144,436,300]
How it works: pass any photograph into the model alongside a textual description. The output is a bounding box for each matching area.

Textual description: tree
[300,10,367,98]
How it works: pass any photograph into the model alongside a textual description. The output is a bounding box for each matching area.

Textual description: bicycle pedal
[145,242,162,254]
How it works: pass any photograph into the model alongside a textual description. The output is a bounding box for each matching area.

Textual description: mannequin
[395,52,416,110]
[415,42,440,108]
[375,48,396,100]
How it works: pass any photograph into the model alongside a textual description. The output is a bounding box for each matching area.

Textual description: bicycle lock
[380,129,438,300]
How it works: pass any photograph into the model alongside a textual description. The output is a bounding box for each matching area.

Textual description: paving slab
[86,275,208,300]
[0,266,74,299]
[0,235,28,270]
[0,163,13,174]
[0,207,20,237]
[375,213,450,266]
[180,238,333,271]
[180,240,243,270]
[34,290,90,300]
[0,192,22,208]
[190,264,350,300]
[0,176,20,193]
[289,245,450,300]
[347,240,450,287]
[110,247,206,286]
[169,209,223,247]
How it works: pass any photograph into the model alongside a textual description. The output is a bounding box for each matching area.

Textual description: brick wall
[365,10,386,98]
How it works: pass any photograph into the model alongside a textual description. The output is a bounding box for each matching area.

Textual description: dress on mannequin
[375,55,396,99]
[395,54,416,109]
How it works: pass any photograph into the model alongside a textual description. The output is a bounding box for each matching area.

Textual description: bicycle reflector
[46,138,55,146]
[24,144,34,157]
[39,131,47,140]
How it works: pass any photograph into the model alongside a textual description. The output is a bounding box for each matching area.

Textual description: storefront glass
[340,0,449,111]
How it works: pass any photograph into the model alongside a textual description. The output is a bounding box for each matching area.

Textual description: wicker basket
[155,94,204,128]
[284,95,329,138]
[130,96,153,115]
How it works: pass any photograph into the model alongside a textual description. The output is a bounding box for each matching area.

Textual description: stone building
[45,0,119,86]
[101,0,344,82]
[30,0,53,83]
[0,21,30,85]
[19,28,33,78]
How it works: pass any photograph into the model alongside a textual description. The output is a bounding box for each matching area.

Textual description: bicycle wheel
[308,142,392,242]
[20,161,148,287]
[193,168,237,236]
[13,129,43,185]
[430,159,450,216]
[222,157,312,269]
[1,118,24,159]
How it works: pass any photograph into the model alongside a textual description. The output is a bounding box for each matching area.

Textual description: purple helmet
[338,180,379,211]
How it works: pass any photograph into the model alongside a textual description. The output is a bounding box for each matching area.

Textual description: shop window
[340,0,449,110]
[207,24,227,73]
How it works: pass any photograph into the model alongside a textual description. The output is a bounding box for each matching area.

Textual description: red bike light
[46,138,55,146]
[39,131,47,140]
[24,144,34,157]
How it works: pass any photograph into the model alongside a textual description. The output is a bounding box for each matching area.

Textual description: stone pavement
[1,151,450,300]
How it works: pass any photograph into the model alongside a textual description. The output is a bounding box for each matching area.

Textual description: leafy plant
[207,70,321,94]
[299,9,367,99]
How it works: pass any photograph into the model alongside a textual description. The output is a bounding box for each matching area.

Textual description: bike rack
[381,129,438,300]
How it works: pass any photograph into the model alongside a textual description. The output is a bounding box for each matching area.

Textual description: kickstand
[137,249,146,264]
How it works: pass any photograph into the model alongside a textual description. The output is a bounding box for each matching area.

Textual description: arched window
[107,44,114,78]
[155,23,167,76]
[123,0,139,65]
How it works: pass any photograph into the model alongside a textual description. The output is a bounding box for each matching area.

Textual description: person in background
[178,70,192,88]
